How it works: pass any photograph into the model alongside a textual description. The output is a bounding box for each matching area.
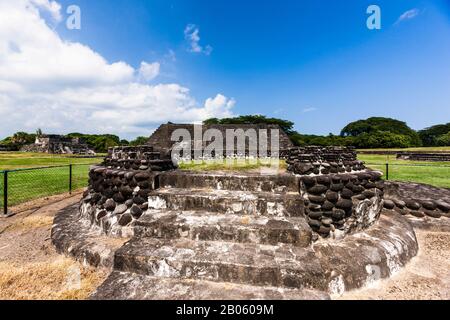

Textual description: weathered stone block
[383,199,395,210]
[104,199,116,211]
[118,213,133,226]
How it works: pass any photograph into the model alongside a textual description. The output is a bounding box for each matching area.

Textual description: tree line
[1,116,449,151]
[0,131,148,153]
[205,116,450,149]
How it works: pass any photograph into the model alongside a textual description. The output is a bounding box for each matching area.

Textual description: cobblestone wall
[284,146,366,175]
[384,182,450,219]
[300,171,384,239]
[79,144,384,241]
[79,146,176,236]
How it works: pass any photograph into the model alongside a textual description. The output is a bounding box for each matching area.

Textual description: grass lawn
[179,159,287,172]
[180,155,450,189]
[358,153,450,189]
[0,152,103,170]
[0,152,103,209]
[1,149,449,210]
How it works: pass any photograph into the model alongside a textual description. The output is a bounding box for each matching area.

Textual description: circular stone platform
[51,145,426,299]
[53,204,417,299]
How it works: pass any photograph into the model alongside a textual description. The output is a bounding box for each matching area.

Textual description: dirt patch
[1,191,449,300]
[0,258,106,300]
[0,193,108,300]
[335,229,450,300]
[0,190,84,232]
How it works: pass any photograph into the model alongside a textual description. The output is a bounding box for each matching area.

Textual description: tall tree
[340,117,422,147]
[418,123,450,146]
[204,115,296,135]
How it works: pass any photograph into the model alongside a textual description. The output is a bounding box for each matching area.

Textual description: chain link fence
[1,164,92,215]
[1,162,449,216]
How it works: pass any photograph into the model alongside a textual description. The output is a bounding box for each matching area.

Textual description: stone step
[134,210,312,247]
[147,188,305,217]
[158,171,299,192]
[113,238,327,290]
[90,271,330,300]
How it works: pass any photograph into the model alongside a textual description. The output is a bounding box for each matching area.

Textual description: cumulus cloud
[395,8,420,24]
[138,62,160,81]
[30,0,62,21]
[0,1,234,139]
[184,24,213,55]
[204,94,235,116]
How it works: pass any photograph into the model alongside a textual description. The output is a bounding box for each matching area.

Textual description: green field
[358,153,450,189]
[0,152,103,210]
[179,159,287,172]
[0,152,103,170]
[180,152,450,189]
[1,149,449,211]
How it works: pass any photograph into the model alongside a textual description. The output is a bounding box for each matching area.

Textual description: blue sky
[1,0,450,139]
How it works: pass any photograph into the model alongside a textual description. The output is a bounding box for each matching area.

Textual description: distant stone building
[21,135,95,155]
[0,145,17,151]
[147,123,294,157]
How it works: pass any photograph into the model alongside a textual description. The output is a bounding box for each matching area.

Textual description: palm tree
[36,128,43,138]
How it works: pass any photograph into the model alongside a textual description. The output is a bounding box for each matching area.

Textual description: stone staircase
[91,172,329,299]
[85,171,419,300]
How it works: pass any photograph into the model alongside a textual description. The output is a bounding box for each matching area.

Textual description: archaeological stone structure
[51,124,450,300]
[396,151,450,162]
[147,123,294,158]
[21,134,95,155]
[0,144,16,151]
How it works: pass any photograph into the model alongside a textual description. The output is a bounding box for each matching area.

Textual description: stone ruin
[21,134,95,155]
[0,145,15,151]
[50,124,449,299]
[147,123,294,157]
[396,151,450,162]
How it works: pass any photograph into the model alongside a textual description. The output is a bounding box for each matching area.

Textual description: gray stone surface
[90,271,330,300]
[134,210,312,247]
[384,181,450,220]
[314,211,418,293]
[51,204,126,268]
[148,188,304,217]
[109,210,417,295]
[53,203,418,299]
[113,237,329,289]
[158,171,299,192]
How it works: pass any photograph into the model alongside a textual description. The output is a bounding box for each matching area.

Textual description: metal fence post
[385,163,389,180]
[3,171,8,216]
[69,164,73,195]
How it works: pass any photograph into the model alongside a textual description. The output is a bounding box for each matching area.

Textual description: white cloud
[0,1,234,139]
[302,107,317,113]
[30,0,62,21]
[204,94,235,116]
[184,24,213,55]
[138,62,160,81]
[165,49,176,62]
[395,8,420,24]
